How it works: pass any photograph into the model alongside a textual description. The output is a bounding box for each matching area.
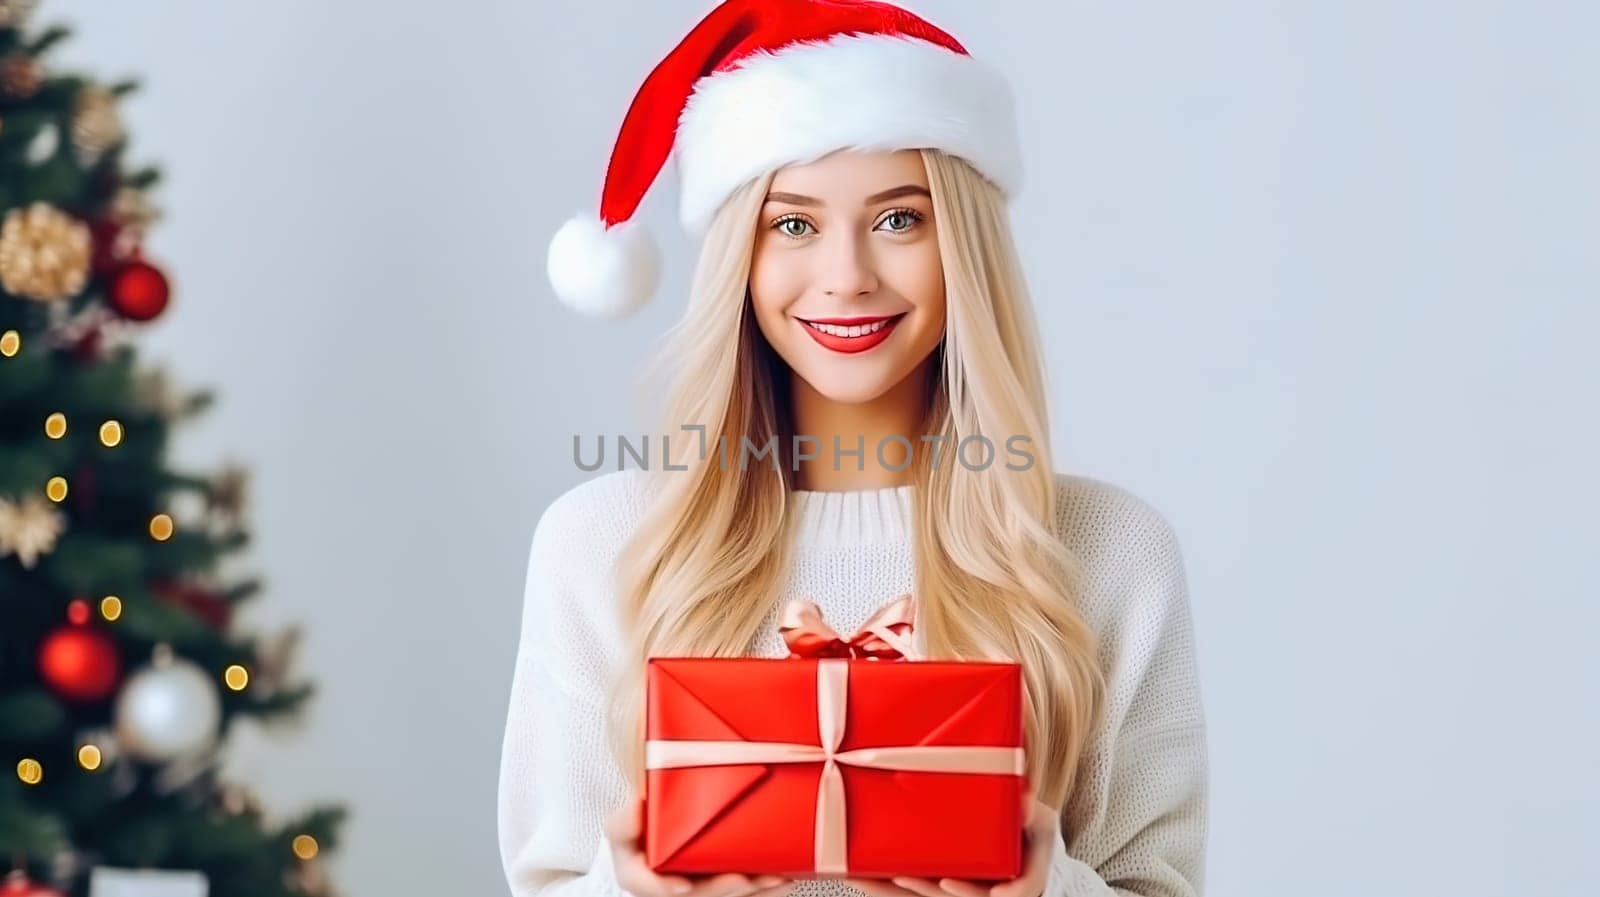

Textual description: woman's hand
[843,791,1059,897]
[605,792,800,897]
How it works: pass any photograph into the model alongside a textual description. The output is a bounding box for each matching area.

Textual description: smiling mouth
[796,313,907,354]
[797,313,905,338]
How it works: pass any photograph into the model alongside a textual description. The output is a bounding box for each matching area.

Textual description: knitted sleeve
[1044,489,1210,897]
[497,489,632,897]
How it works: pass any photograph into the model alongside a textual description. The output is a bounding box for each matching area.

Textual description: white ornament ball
[113,651,221,761]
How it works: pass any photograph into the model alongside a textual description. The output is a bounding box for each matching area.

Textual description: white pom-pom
[546,213,661,319]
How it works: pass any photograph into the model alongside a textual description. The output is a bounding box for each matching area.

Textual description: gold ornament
[0,201,92,302]
[0,0,38,29]
[0,53,41,99]
[0,492,66,569]
[72,84,125,164]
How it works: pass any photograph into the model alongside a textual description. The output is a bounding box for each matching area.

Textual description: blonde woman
[499,4,1208,897]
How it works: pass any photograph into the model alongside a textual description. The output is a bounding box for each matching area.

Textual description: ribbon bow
[779,593,921,661]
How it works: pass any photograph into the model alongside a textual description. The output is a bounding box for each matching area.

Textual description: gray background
[46,1,1598,894]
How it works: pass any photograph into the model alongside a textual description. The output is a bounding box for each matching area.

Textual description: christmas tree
[0,3,346,895]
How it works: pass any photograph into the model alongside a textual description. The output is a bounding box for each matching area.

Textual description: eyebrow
[763,184,931,207]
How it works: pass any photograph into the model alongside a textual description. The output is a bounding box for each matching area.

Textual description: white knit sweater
[497,469,1208,897]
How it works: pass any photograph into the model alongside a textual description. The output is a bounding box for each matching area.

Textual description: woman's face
[749,149,945,405]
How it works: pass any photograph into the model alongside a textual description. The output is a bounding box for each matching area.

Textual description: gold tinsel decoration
[0,53,41,100]
[72,84,125,164]
[0,492,66,569]
[0,201,92,301]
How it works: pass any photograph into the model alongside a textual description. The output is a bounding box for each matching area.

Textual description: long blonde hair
[603,148,1104,811]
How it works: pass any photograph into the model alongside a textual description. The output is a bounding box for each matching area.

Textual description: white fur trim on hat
[673,33,1023,237]
[546,214,662,319]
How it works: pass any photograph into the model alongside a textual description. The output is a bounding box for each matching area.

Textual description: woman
[499,3,1208,897]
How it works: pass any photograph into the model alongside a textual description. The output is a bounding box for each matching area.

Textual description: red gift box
[643,655,1026,880]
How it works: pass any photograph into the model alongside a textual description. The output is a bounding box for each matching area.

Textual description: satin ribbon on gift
[643,657,1026,876]
[779,593,922,661]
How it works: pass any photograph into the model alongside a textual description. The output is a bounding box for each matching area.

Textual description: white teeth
[806,318,892,337]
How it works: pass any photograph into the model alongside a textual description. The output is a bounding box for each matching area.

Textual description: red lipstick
[797,313,905,355]
[799,315,899,326]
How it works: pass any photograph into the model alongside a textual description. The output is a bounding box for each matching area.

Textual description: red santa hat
[546,0,1023,319]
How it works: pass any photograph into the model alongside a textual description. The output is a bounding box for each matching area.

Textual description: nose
[818,231,879,299]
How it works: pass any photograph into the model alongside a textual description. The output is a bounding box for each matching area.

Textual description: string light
[45,412,66,438]
[224,664,249,691]
[291,834,319,860]
[66,599,91,625]
[149,513,174,541]
[1,328,18,356]
[99,420,123,447]
[46,476,68,502]
[16,758,42,785]
[100,595,122,621]
[78,744,102,771]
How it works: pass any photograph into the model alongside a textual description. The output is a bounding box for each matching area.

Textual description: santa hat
[546,0,1022,319]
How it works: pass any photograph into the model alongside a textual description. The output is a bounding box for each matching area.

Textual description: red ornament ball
[38,623,121,702]
[108,258,171,321]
